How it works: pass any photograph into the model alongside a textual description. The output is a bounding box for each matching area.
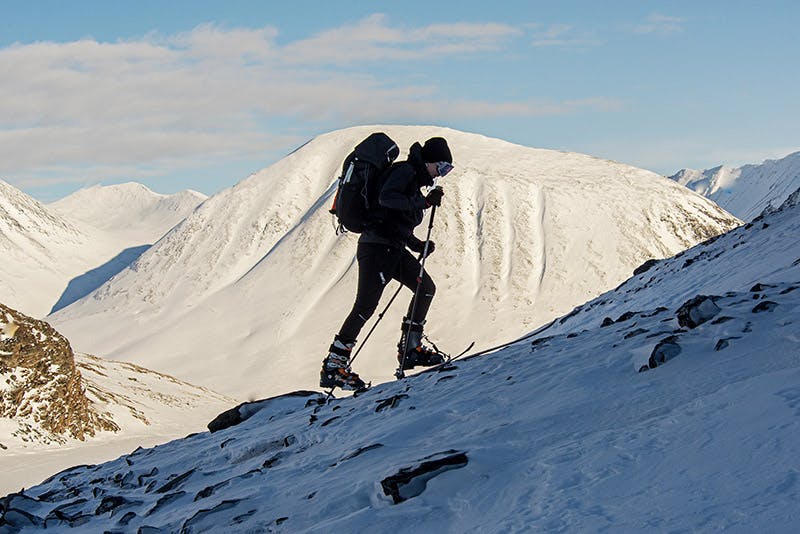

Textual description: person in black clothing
[320,137,454,390]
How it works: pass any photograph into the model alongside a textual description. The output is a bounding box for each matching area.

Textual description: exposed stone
[381,450,468,504]
[648,336,682,369]
[0,303,118,443]
[633,258,660,276]
[752,301,779,313]
[676,295,721,329]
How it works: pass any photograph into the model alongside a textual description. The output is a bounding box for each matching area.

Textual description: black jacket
[359,142,433,249]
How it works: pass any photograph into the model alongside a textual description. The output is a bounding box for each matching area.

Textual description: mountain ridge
[670,150,800,221]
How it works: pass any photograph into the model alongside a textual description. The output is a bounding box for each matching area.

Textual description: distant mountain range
[670,151,800,221]
[0,181,205,316]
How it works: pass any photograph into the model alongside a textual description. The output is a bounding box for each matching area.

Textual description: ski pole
[396,190,439,379]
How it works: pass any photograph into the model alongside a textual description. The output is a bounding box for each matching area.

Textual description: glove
[425,187,444,208]
[408,236,435,257]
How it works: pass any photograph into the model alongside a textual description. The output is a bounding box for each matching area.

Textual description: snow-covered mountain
[49,182,207,244]
[50,125,740,400]
[670,150,800,221]
[0,180,205,317]
[0,302,233,496]
[4,189,797,531]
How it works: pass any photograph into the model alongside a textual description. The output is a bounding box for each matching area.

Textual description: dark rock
[711,316,735,325]
[320,416,341,427]
[624,328,649,339]
[676,295,721,328]
[118,511,137,526]
[715,337,741,351]
[154,469,195,494]
[633,258,660,276]
[181,499,243,532]
[616,311,638,323]
[375,395,409,413]
[752,301,779,313]
[648,336,682,369]
[0,507,43,527]
[95,495,140,515]
[381,451,468,504]
[146,491,186,517]
[750,283,776,292]
[207,391,323,433]
[601,317,615,327]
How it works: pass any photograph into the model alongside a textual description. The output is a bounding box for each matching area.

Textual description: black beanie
[421,137,452,164]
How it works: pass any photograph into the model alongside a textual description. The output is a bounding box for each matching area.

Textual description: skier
[320,137,455,390]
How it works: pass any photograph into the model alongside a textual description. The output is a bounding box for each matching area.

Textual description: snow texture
[2,179,798,531]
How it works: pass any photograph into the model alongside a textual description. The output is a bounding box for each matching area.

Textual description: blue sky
[1,0,798,201]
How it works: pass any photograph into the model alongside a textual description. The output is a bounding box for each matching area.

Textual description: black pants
[338,242,436,343]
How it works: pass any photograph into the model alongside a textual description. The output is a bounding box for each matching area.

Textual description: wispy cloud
[634,13,685,35]
[529,24,601,47]
[0,15,617,189]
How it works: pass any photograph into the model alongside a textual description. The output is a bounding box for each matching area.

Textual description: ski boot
[397,318,446,370]
[320,337,366,391]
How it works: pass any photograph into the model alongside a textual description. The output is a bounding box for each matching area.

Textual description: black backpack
[329,132,400,233]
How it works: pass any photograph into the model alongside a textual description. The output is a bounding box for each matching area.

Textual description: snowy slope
[670,150,800,221]
[50,125,740,400]
[4,189,798,532]
[0,181,205,317]
[0,180,89,317]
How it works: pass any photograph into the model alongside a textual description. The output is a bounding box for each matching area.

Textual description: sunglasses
[436,161,454,177]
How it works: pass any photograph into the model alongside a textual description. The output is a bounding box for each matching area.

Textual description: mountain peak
[669,149,800,220]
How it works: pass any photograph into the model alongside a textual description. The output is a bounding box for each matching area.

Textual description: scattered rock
[153,469,195,494]
[381,450,468,504]
[207,391,323,433]
[649,336,682,369]
[750,283,776,292]
[676,295,721,329]
[624,328,649,339]
[633,258,660,276]
[752,301,779,313]
[375,395,409,413]
[715,337,741,351]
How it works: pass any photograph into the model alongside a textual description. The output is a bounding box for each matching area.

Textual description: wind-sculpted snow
[49,126,741,399]
[4,185,798,532]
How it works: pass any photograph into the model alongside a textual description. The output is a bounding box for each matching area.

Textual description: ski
[395,341,475,379]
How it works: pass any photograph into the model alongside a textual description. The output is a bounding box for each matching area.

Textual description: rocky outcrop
[0,303,118,444]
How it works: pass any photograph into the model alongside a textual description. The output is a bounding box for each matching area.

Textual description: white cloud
[0,16,616,189]
[635,14,685,35]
